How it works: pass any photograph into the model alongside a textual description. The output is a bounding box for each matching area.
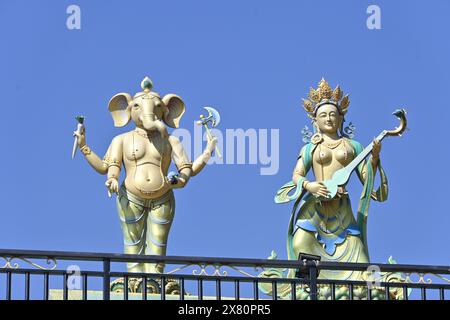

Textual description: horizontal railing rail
[1,248,449,273]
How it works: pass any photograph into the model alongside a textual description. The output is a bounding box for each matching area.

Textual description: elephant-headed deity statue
[74,77,217,274]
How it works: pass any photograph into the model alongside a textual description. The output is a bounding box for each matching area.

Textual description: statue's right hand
[105,177,119,197]
[305,181,330,198]
[73,126,86,148]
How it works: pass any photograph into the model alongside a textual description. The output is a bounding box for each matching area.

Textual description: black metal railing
[0,249,449,300]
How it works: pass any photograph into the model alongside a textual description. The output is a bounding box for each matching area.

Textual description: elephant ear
[162,94,185,128]
[108,93,132,127]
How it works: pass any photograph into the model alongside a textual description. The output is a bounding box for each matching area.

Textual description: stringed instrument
[317,109,407,201]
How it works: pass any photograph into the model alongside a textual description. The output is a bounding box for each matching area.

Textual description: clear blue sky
[0,0,449,268]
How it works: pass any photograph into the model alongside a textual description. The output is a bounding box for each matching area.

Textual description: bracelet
[80,145,91,156]
[177,163,193,172]
[302,180,310,189]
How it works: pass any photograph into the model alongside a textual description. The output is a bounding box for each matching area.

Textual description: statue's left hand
[206,137,218,154]
[372,138,381,160]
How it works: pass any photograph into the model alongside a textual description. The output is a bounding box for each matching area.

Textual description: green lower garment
[116,184,175,273]
[292,193,369,280]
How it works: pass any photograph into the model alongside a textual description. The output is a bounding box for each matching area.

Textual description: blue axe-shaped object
[197,106,222,158]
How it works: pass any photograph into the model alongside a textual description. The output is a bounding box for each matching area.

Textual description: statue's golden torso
[309,138,356,216]
[122,131,172,199]
[312,138,355,181]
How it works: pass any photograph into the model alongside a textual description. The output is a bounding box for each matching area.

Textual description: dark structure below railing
[0,249,449,300]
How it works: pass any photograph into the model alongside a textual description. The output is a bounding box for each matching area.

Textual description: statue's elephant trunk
[141,114,168,135]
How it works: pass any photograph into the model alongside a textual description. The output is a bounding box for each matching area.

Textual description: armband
[177,162,193,172]
[108,158,121,169]
[80,145,92,156]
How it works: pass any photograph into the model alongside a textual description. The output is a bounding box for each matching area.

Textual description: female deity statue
[274,79,389,281]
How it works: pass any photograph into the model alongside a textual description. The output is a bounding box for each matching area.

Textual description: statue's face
[314,103,342,134]
[130,94,165,132]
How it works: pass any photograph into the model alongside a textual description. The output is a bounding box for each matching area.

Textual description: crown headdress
[132,76,161,99]
[302,78,350,118]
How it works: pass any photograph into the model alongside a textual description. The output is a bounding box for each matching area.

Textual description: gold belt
[119,184,173,209]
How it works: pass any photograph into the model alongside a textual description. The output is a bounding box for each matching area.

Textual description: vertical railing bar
[271,281,277,301]
[349,284,353,300]
[253,280,259,300]
[421,287,426,300]
[235,280,240,300]
[439,287,445,301]
[161,276,166,301]
[43,272,49,300]
[63,273,68,300]
[403,285,408,301]
[124,275,129,300]
[291,282,296,300]
[6,271,11,300]
[216,279,221,300]
[367,286,372,301]
[385,284,390,300]
[103,259,111,301]
[25,272,30,300]
[331,283,336,300]
[82,274,88,301]
[309,265,318,300]
[198,279,203,300]
[142,277,147,301]
[179,278,185,300]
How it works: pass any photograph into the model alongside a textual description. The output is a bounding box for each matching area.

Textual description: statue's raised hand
[206,137,218,154]
[73,126,86,148]
[305,181,330,198]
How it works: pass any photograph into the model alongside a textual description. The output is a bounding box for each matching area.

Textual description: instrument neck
[347,130,387,170]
